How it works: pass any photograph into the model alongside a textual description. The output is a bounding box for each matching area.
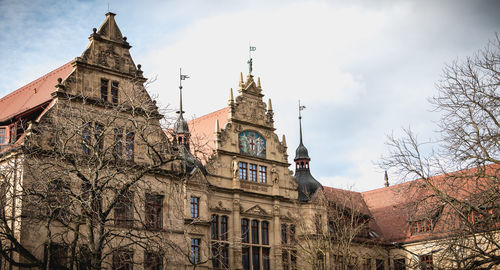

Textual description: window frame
[114,191,134,228]
[191,238,201,264]
[190,196,200,218]
[259,165,267,184]
[249,163,257,182]
[145,193,163,230]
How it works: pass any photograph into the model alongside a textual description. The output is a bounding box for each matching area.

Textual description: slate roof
[0,61,74,123]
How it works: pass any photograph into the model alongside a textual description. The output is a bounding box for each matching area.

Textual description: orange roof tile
[0,61,74,122]
[187,107,230,161]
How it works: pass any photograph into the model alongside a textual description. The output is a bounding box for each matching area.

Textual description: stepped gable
[187,107,230,160]
[0,61,74,122]
[361,164,498,243]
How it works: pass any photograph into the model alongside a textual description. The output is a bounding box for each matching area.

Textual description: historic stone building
[1,12,498,270]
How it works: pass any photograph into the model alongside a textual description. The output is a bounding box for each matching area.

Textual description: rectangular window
[241,218,249,243]
[249,164,257,182]
[252,246,260,270]
[211,214,219,240]
[242,246,250,270]
[114,128,123,158]
[251,220,259,244]
[290,224,295,244]
[125,131,134,161]
[376,259,384,270]
[0,127,6,144]
[82,123,91,154]
[145,194,163,230]
[317,253,325,270]
[394,258,406,270]
[282,250,289,270]
[101,79,109,101]
[410,220,433,235]
[191,239,200,264]
[190,196,199,218]
[113,250,133,270]
[220,215,228,241]
[290,249,297,270]
[259,165,267,183]
[239,162,248,180]
[94,123,104,152]
[261,221,269,245]
[115,191,133,227]
[111,81,119,104]
[48,243,68,269]
[211,242,220,268]
[419,255,433,270]
[144,252,162,270]
[363,259,372,270]
[281,224,288,244]
[47,179,69,220]
[221,244,229,269]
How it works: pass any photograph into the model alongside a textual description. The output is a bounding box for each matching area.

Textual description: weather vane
[248,42,256,75]
[299,100,306,119]
[178,68,190,114]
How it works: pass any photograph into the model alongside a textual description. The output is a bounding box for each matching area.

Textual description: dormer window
[410,219,433,235]
[0,127,7,145]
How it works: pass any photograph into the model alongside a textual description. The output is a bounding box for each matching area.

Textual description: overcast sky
[1,0,499,191]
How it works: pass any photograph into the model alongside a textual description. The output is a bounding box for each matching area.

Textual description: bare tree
[381,34,500,269]
[0,79,197,269]
[292,189,386,270]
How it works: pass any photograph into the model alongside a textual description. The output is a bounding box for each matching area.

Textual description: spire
[295,101,309,161]
[282,134,287,148]
[257,77,261,88]
[384,171,390,187]
[96,12,124,43]
[239,72,244,85]
[268,98,273,111]
[293,101,322,201]
[174,68,190,149]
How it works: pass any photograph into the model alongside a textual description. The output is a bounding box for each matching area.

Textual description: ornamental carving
[242,205,271,217]
[238,130,266,158]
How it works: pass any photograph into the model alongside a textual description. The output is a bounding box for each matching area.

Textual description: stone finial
[258,77,261,88]
[137,64,142,70]
[93,28,97,34]
[55,77,65,91]
[268,98,273,111]
[384,170,389,187]
[282,134,287,148]
[239,72,244,85]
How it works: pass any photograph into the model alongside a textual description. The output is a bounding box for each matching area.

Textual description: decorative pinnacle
[268,98,273,111]
[282,134,287,148]
[240,72,244,85]
[228,88,234,105]
[384,171,389,187]
[177,68,190,115]
[257,77,261,88]
[215,119,220,133]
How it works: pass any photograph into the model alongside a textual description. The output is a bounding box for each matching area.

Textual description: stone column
[232,195,242,269]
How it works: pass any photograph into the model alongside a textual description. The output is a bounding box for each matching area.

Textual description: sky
[1,0,499,191]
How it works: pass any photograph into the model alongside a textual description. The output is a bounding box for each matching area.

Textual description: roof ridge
[0,61,73,102]
[188,107,229,124]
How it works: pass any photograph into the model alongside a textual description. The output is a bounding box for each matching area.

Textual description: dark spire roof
[294,101,322,201]
[174,81,189,135]
[294,102,310,161]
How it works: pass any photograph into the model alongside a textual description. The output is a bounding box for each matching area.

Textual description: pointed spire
[299,101,304,144]
[257,77,261,88]
[384,171,389,187]
[295,100,310,162]
[282,134,287,148]
[174,68,190,136]
[215,119,220,133]
[240,72,244,85]
[268,98,273,111]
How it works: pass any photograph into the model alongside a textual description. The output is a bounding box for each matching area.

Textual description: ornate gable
[79,13,140,77]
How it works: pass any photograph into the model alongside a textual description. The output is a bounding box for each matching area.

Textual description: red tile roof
[0,61,74,122]
[187,107,230,161]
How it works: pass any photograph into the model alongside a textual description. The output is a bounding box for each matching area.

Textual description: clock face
[238,131,266,158]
